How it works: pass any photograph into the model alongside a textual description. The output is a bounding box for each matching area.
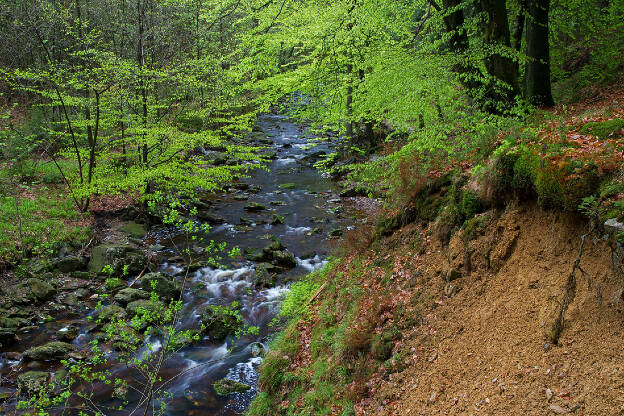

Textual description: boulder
[253,263,276,288]
[272,250,297,268]
[212,378,251,396]
[94,305,127,325]
[114,288,150,306]
[201,303,243,341]
[140,272,181,301]
[24,341,75,361]
[88,244,147,276]
[26,278,57,301]
[53,255,86,273]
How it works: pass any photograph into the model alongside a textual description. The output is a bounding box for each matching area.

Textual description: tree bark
[525,0,554,106]
[481,0,518,98]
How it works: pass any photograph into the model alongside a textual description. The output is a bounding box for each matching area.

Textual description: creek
[0,114,357,415]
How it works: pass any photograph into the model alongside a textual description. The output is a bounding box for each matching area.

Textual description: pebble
[546,388,553,400]
[549,404,568,414]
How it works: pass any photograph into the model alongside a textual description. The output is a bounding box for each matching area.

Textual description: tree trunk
[481,0,518,99]
[525,0,554,107]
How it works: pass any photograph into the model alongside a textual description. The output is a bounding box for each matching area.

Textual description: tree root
[549,227,593,345]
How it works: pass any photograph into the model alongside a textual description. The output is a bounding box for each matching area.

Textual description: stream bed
[0,114,359,415]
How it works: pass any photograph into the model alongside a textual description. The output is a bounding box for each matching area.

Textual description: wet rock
[114,288,150,306]
[196,211,226,224]
[88,244,147,276]
[248,185,262,193]
[272,250,297,268]
[120,221,148,239]
[239,217,253,225]
[126,299,165,317]
[233,194,249,201]
[0,328,18,346]
[234,225,253,232]
[253,263,276,288]
[279,183,296,189]
[300,150,327,163]
[94,305,128,325]
[328,228,343,238]
[26,278,57,301]
[24,341,75,361]
[140,272,181,301]
[17,371,49,394]
[244,202,268,211]
[213,378,251,396]
[269,200,287,206]
[56,324,80,342]
[201,303,243,341]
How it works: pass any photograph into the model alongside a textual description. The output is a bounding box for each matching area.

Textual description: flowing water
[1,114,356,415]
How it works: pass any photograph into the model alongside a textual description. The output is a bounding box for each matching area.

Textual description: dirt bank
[359,203,623,415]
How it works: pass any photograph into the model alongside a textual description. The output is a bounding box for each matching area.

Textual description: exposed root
[549,226,593,344]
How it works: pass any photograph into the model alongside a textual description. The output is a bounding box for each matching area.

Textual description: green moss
[579,118,624,139]
[213,378,251,396]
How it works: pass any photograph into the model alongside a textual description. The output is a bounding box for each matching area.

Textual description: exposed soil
[355,204,624,415]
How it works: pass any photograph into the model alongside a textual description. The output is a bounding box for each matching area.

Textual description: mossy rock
[23,341,75,361]
[244,202,268,211]
[114,288,150,306]
[120,222,148,239]
[88,244,147,277]
[25,278,56,301]
[17,371,49,394]
[579,118,624,139]
[126,299,166,317]
[201,303,243,341]
[140,272,181,301]
[270,214,285,225]
[94,305,128,326]
[213,378,251,396]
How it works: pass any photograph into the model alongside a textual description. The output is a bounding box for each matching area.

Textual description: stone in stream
[17,371,49,394]
[212,378,251,396]
[88,244,147,276]
[244,202,268,211]
[200,303,243,341]
[196,211,226,224]
[0,328,18,347]
[339,186,370,197]
[24,341,75,361]
[94,305,128,326]
[328,228,343,238]
[114,288,150,306]
[253,263,276,288]
[245,240,298,268]
[119,221,148,239]
[126,299,166,317]
[56,324,80,342]
[232,194,249,201]
[140,272,181,301]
